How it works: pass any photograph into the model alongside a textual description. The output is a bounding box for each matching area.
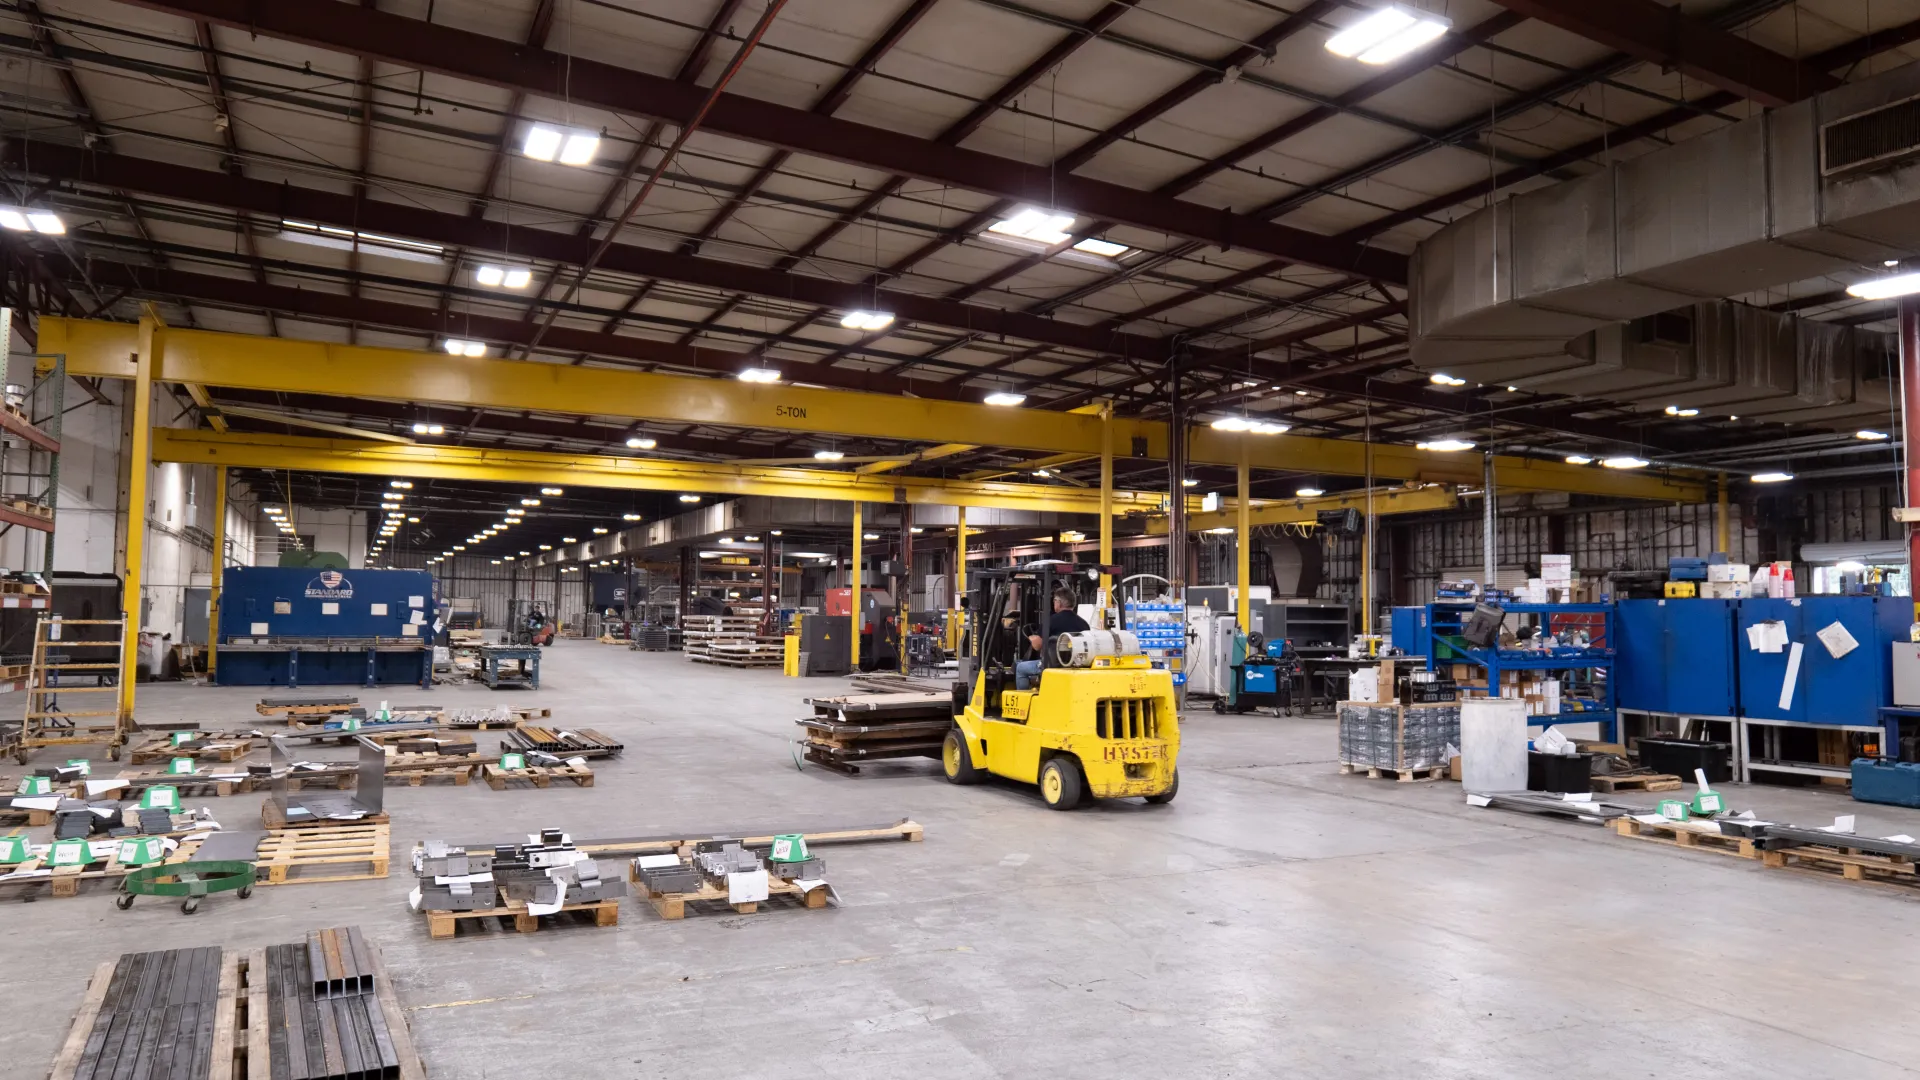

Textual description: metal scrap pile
[412,828,625,914]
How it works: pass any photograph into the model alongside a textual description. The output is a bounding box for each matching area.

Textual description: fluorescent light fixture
[410,422,444,435]
[1296,487,1325,497]
[1033,469,1051,478]
[390,480,411,489]
[790,551,828,559]
[1326,3,1451,65]
[475,265,503,287]
[1601,456,1648,469]
[0,210,28,231]
[1211,416,1251,432]
[771,530,782,536]
[407,516,419,523]
[503,267,532,289]
[1206,526,1235,535]
[25,211,63,235]
[280,219,442,262]
[519,550,531,556]
[1848,272,1920,300]
[1506,386,1518,392]
[679,494,701,503]
[719,537,734,545]
[987,207,1075,245]
[539,544,552,551]
[491,560,502,565]
[593,527,608,535]
[1565,455,1593,465]
[1751,471,1794,483]
[452,545,466,551]
[738,367,781,383]
[521,498,541,507]
[1428,373,1466,386]
[1663,405,1700,417]
[443,339,486,357]
[984,392,1027,407]
[1416,439,1476,452]
[562,536,577,544]
[1071,237,1130,259]
[476,265,532,289]
[863,533,879,541]
[1249,421,1290,435]
[1858,429,1891,441]
[385,492,403,500]
[908,528,923,535]
[624,513,642,521]
[626,436,656,449]
[1181,478,1198,487]
[813,450,845,460]
[839,310,895,332]
[524,125,599,165]
[540,487,563,496]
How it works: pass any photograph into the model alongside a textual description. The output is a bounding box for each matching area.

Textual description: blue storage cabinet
[1666,600,1740,717]
[1736,597,1805,723]
[215,566,436,687]
[1735,596,1905,725]
[1613,600,1669,712]
[1389,606,1428,657]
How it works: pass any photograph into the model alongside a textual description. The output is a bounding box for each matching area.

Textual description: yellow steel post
[208,465,227,679]
[1717,471,1730,553]
[118,316,157,731]
[955,504,967,606]
[1099,403,1113,607]
[850,502,862,671]
[1236,439,1251,632]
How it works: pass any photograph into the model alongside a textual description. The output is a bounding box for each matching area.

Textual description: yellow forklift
[942,561,1180,809]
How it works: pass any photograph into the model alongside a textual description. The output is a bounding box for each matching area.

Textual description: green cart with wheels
[116,860,255,914]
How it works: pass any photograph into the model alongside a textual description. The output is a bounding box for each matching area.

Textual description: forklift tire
[941,729,986,785]
[1145,769,1179,805]
[1039,756,1083,810]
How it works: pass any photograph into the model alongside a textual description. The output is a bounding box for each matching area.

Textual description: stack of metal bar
[413,840,498,911]
[73,946,226,1079]
[266,928,400,1079]
[503,725,624,758]
[796,690,953,775]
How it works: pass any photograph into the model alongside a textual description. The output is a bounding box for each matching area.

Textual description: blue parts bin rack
[1126,601,1186,688]
[215,566,435,688]
[1416,602,1618,743]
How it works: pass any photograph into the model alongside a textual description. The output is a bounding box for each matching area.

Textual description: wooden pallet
[254,701,356,720]
[636,872,829,920]
[482,763,594,790]
[49,945,424,1080]
[1610,817,1757,858]
[383,753,484,786]
[423,897,620,939]
[254,823,389,885]
[129,735,257,764]
[1759,842,1920,886]
[1590,771,1683,793]
[114,770,256,797]
[1338,761,1448,782]
[5,498,53,522]
[260,798,389,830]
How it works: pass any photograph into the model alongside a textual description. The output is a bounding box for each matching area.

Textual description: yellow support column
[1236,439,1251,632]
[118,316,157,731]
[955,504,967,606]
[1099,403,1113,607]
[1717,471,1730,554]
[208,465,227,680]
[850,502,862,671]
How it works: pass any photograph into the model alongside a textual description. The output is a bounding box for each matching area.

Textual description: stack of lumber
[797,689,953,775]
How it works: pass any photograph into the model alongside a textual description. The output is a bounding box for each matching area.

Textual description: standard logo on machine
[304,571,354,599]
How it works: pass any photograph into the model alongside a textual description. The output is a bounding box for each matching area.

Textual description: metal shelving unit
[1419,602,1618,742]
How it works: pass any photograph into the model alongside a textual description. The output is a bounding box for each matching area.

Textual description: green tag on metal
[0,835,27,863]
[1657,799,1690,821]
[769,834,808,862]
[117,836,166,866]
[170,731,193,746]
[141,785,179,811]
[167,757,196,775]
[500,753,526,771]
[48,839,87,866]
[65,759,90,776]
[16,775,50,796]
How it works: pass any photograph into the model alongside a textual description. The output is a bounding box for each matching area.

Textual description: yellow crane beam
[45,319,1707,503]
[1149,485,1461,533]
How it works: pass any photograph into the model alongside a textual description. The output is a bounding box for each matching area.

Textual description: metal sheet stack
[796,689,953,774]
[72,946,225,1080]
[503,725,624,758]
[1337,702,1460,773]
[265,928,401,1079]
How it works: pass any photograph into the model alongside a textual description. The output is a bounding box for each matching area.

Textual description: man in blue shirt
[1016,589,1090,690]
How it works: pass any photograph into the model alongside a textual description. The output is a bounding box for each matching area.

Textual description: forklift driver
[1016,588,1090,689]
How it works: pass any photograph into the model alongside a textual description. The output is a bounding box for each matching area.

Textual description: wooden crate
[253,824,390,884]
[422,897,620,939]
[481,763,594,790]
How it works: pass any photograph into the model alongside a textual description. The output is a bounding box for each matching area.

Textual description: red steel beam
[7,143,1167,361]
[116,0,1402,280]
[1484,0,1838,107]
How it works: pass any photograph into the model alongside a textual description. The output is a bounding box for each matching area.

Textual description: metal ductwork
[1410,58,1920,429]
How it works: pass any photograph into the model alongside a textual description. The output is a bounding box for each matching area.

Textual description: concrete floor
[4,640,1920,1078]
